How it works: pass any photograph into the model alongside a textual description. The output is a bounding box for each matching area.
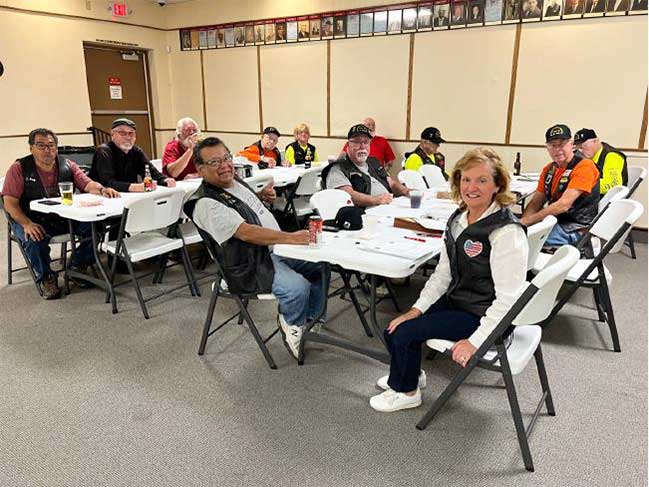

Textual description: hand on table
[101,187,120,198]
[165,178,177,188]
[451,339,477,368]
[263,156,277,168]
[24,222,46,241]
[288,230,310,245]
[259,181,276,204]
[374,193,393,205]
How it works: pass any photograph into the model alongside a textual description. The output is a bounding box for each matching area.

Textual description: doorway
[83,44,156,157]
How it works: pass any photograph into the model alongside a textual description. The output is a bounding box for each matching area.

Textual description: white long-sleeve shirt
[412,202,529,348]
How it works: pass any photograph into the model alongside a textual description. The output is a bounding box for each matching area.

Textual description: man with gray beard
[162,117,201,180]
[90,118,175,192]
[323,124,410,208]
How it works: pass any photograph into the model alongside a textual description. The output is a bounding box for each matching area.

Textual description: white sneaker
[369,388,422,412]
[375,284,389,297]
[277,313,303,360]
[376,370,427,391]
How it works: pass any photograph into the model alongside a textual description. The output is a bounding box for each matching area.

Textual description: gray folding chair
[417,246,580,472]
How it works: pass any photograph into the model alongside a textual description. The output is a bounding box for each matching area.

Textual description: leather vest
[543,154,600,232]
[321,156,391,195]
[286,141,316,165]
[184,179,275,295]
[445,207,524,317]
[18,155,73,226]
[254,140,282,169]
[404,146,449,181]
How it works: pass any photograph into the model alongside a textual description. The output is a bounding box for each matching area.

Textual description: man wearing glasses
[184,137,328,360]
[1,128,119,299]
[323,124,410,208]
[89,118,175,192]
[520,124,600,247]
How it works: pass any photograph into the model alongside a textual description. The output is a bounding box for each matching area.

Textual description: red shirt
[162,139,197,180]
[342,135,396,167]
[2,158,92,199]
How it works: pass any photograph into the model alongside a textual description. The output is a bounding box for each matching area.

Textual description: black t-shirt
[89,141,166,192]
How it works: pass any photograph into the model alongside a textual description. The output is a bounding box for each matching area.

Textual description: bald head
[362,117,376,136]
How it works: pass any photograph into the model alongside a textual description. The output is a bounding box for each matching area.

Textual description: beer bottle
[514,152,522,176]
[144,164,154,192]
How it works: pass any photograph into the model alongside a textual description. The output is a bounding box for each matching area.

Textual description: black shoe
[41,276,62,300]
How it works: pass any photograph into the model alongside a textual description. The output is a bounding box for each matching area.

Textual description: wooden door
[83,45,155,157]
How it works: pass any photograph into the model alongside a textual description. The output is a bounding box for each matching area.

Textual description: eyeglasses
[114,130,136,137]
[32,143,57,151]
[203,154,233,167]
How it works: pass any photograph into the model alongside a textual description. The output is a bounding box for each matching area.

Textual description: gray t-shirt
[192,181,280,245]
[326,161,390,197]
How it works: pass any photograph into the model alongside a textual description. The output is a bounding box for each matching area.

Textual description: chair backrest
[513,245,581,326]
[400,158,407,169]
[590,199,644,254]
[626,165,647,198]
[526,215,557,270]
[309,189,353,220]
[598,185,628,213]
[150,158,163,173]
[294,166,323,196]
[419,164,446,188]
[244,173,274,192]
[397,169,428,191]
[123,188,185,233]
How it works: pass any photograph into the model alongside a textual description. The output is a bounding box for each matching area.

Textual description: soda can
[308,216,323,247]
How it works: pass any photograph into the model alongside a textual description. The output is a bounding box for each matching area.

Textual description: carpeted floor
[0,225,646,487]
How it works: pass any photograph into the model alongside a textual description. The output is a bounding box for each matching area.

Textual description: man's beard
[355,151,369,163]
[117,142,133,152]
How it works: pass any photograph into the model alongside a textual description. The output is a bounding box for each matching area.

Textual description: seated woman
[370,147,528,412]
[284,123,318,167]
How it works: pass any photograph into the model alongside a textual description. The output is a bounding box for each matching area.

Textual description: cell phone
[322,225,339,232]
[38,200,61,206]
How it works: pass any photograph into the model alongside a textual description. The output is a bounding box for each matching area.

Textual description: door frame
[82,42,157,158]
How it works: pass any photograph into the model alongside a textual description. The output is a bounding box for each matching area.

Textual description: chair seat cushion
[103,233,184,262]
[533,252,612,284]
[425,325,542,375]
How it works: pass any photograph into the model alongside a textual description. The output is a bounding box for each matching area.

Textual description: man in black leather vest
[573,128,628,197]
[1,129,119,299]
[521,124,600,247]
[322,124,410,208]
[185,137,329,360]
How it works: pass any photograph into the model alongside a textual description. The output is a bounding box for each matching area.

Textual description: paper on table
[357,238,434,260]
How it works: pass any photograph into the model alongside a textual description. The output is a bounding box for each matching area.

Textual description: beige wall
[1,3,646,226]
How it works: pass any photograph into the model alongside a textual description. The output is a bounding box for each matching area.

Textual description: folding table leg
[340,271,373,338]
[498,342,535,472]
[383,278,402,312]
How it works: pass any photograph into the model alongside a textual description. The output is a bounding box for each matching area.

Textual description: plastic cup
[58,182,73,205]
[410,190,422,209]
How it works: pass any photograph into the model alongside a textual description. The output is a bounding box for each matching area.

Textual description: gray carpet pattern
[0,224,646,487]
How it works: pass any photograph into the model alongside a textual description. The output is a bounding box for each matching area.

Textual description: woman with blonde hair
[370,147,528,412]
[284,123,318,167]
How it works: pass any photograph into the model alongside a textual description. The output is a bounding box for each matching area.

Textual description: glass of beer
[58,182,73,206]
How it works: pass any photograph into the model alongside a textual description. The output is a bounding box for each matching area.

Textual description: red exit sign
[113,3,128,17]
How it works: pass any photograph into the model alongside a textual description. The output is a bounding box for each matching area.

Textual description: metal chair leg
[198,285,220,355]
[498,343,535,472]
[124,256,149,319]
[235,296,277,370]
[626,231,636,259]
[7,223,13,285]
[592,287,607,323]
[179,246,200,297]
[598,274,621,352]
[533,345,555,416]
[340,271,374,337]
[383,278,402,312]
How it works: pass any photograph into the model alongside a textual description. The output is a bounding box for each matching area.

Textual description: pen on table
[404,236,426,243]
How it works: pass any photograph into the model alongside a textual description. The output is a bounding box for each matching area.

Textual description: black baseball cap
[421,127,445,144]
[574,128,597,145]
[334,206,364,230]
[263,126,280,137]
[545,124,571,143]
[347,124,373,140]
[112,118,136,130]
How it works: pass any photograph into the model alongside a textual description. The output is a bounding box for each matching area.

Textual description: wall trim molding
[256,46,264,133]
[639,90,648,149]
[405,33,415,141]
[200,50,208,129]
[505,24,522,145]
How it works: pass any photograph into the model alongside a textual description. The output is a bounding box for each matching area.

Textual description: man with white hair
[162,117,201,180]
[340,117,396,169]
[324,124,409,208]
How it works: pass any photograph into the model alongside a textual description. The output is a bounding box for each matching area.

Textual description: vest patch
[463,239,483,258]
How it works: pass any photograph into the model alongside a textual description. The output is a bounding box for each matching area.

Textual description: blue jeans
[11,220,94,282]
[271,253,329,327]
[384,296,482,393]
[544,223,583,248]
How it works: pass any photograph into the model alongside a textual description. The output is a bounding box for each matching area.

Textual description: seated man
[162,117,201,180]
[184,137,329,360]
[2,128,119,299]
[237,126,282,168]
[340,117,396,169]
[284,123,318,166]
[403,126,448,180]
[89,118,176,192]
[574,128,628,197]
[323,124,410,208]
[521,124,600,247]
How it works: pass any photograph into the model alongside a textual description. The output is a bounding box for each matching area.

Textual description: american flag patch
[463,240,483,258]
